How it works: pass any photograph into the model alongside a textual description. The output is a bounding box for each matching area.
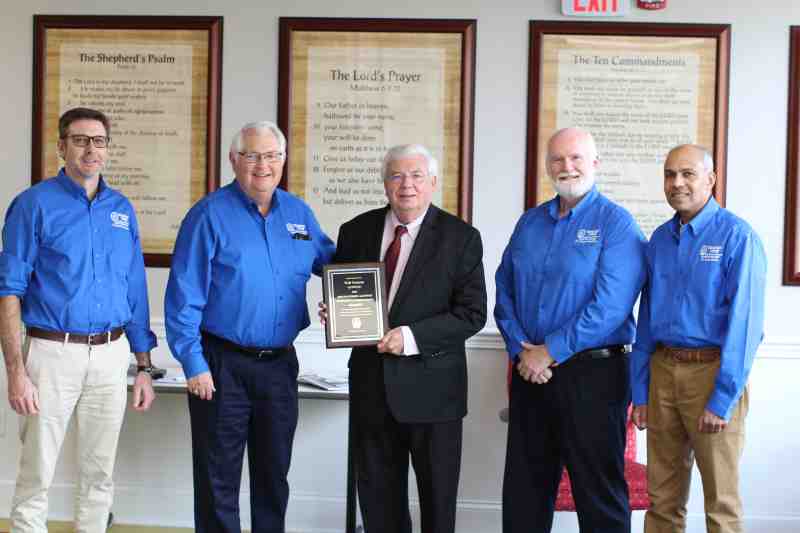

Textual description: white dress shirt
[380,208,427,355]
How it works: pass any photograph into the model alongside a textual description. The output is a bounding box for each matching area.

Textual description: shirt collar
[55,168,109,201]
[546,185,599,220]
[231,179,280,215]
[668,196,720,237]
[387,206,427,240]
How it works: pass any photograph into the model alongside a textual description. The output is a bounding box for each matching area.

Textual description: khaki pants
[644,348,748,533]
[11,334,130,533]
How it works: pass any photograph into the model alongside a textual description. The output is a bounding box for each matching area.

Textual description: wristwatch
[137,365,157,375]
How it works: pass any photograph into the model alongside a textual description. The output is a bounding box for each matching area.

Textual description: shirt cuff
[401,326,420,356]
[181,353,211,379]
[544,332,570,364]
[632,384,649,406]
[0,253,33,296]
[507,342,522,362]
[124,326,158,355]
[706,390,736,421]
[0,289,25,298]
[629,348,652,406]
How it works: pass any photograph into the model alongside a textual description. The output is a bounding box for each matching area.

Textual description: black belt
[571,344,628,362]
[202,331,292,359]
[27,326,124,346]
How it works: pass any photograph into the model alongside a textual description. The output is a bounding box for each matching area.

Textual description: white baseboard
[2,480,797,533]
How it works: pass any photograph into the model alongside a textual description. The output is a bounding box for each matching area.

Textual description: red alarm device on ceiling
[638,0,666,9]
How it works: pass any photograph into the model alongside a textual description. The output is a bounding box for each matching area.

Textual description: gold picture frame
[526,21,730,237]
[32,15,223,267]
[278,17,476,240]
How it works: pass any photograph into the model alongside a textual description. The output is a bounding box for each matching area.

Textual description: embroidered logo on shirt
[699,245,723,262]
[575,228,601,244]
[110,212,130,231]
[286,223,308,236]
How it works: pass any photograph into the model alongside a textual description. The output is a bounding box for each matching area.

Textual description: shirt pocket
[555,242,602,286]
[510,243,545,281]
[571,240,602,264]
[109,226,134,276]
[690,257,725,308]
[37,223,77,271]
[290,237,316,280]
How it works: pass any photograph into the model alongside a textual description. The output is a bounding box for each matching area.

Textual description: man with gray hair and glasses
[327,144,486,533]
[630,144,766,533]
[0,106,157,532]
[166,121,335,533]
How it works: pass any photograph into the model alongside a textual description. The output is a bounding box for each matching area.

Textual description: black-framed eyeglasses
[63,135,111,148]
[238,151,285,164]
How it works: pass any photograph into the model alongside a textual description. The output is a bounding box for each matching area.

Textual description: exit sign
[562,0,630,17]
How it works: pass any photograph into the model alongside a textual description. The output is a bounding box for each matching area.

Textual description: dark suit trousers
[503,355,631,533]
[188,334,299,533]
[354,359,463,533]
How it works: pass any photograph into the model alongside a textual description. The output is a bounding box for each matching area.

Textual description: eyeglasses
[238,151,285,164]
[63,135,111,148]
[387,171,427,182]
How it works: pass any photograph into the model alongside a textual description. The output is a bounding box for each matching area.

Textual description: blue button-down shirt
[495,186,646,363]
[631,198,766,420]
[165,181,336,378]
[0,169,156,353]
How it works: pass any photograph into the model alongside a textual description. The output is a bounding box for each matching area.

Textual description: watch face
[137,366,166,379]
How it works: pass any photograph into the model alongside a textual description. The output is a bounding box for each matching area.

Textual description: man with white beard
[495,127,646,533]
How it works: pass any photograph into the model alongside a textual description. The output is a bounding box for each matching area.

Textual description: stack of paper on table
[297,372,349,391]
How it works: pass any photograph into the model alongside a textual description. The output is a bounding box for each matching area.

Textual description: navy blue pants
[188,334,299,533]
[503,355,631,533]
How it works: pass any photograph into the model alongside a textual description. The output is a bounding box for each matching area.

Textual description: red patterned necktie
[384,224,408,289]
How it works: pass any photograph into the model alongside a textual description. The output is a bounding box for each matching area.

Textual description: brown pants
[645,348,748,533]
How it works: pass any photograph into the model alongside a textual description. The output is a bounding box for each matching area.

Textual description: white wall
[1,1,799,532]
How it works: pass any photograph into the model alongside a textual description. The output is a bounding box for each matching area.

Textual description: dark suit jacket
[334,205,487,424]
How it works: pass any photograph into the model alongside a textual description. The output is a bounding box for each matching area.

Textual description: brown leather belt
[27,326,124,346]
[662,344,720,363]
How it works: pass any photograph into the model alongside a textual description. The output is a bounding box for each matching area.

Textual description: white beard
[553,172,594,201]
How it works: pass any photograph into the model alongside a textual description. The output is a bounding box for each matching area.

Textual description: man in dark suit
[332,144,486,533]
